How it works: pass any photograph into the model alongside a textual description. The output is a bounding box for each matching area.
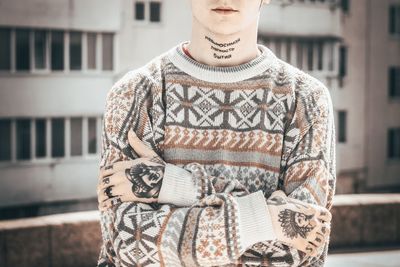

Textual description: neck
[185,17,260,67]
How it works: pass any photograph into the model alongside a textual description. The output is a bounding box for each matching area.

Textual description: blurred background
[0,0,399,266]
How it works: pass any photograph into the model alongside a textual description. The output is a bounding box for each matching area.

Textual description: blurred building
[258,0,400,194]
[0,0,399,219]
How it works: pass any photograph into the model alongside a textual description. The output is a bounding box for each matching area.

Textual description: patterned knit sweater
[97,40,336,267]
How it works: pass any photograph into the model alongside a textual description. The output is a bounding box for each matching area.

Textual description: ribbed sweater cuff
[158,163,198,206]
[235,190,277,250]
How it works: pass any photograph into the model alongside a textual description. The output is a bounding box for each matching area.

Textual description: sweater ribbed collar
[167,40,278,83]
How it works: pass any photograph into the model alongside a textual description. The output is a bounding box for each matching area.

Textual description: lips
[212,6,238,14]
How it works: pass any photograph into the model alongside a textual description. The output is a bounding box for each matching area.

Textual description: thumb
[128,129,158,158]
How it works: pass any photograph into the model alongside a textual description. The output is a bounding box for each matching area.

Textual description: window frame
[388,127,400,160]
[133,0,162,25]
[388,66,400,99]
[389,4,400,36]
[338,110,347,143]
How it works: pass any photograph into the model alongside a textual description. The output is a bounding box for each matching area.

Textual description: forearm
[157,162,330,266]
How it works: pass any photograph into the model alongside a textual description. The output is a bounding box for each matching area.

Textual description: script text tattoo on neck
[204,36,241,60]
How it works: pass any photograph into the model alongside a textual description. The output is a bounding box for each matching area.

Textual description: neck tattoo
[204,36,241,60]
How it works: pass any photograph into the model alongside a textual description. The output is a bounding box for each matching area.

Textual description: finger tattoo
[102,176,110,186]
[104,186,114,199]
[109,197,122,206]
[278,209,315,239]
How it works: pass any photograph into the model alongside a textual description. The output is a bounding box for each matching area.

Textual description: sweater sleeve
[278,82,336,266]
[157,81,336,266]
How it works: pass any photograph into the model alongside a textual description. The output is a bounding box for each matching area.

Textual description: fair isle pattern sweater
[97,41,336,267]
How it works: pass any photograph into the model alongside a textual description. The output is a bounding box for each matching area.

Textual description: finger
[98,185,116,204]
[98,196,125,211]
[309,217,319,229]
[315,231,326,243]
[97,187,107,204]
[318,209,332,222]
[128,129,158,158]
[306,242,318,257]
[305,244,315,256]
[106,183,129,199]
[97,171,126,192]
[313,235,324,246]
[319,222,331,236]
[99,159,141,179]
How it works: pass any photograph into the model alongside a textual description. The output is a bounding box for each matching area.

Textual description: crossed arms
[96,74,336,267]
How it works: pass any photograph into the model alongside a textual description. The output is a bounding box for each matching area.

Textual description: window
[0,116,101,162]
[16,119,31,160]
[16,29,30,71]
[134,1,161,22]
[88,117,97,154]
[339,45,347,77]
[340,0,350,13]
[70,117,82,156]
[87,33,97,70]
[35,119,46,158]
[306,41,313,71]
[388,128,400,159]
[328,42,334,71]
[0,28,11,70]
[286,40,292,63]
[0,119,11,161]
[2,28,113,73]
[389,5,400,35]
[389,67,400,98]
[296,41,303,69]
[69,31,82,70]
[135,1,145,20]
[150,1,161,22]
[338,110,347,143]
[102,33,113,71]
[317,41,323,71]
[51,31,64,70]
[275,39,282,58]
[34,30,47,69]
[51,118,65,157]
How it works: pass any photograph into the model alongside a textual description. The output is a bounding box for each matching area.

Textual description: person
[96,0,336,266]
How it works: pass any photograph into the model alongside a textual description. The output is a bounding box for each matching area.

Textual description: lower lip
[212,9,238,15]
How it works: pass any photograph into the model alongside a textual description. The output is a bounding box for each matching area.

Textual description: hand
[97,129,166,211]
[267,190,332,257]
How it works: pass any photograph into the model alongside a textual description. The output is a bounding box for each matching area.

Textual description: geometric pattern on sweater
[113,203,170,266]
[97,41,336,267]
[166,77,289,132]
[166,84,288,131]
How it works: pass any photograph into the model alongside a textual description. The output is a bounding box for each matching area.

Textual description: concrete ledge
[0,211,101,267]
[330,194,400,248]
[0,194,399,267]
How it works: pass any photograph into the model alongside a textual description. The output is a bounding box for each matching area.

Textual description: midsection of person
[162,76,286,197]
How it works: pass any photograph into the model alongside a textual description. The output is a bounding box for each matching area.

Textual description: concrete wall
[1,194,399,267]
[0,0,121,31]
[0,75,113,117]
[259,1,342,37]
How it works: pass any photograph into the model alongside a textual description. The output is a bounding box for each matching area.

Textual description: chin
[207,23,241,36]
